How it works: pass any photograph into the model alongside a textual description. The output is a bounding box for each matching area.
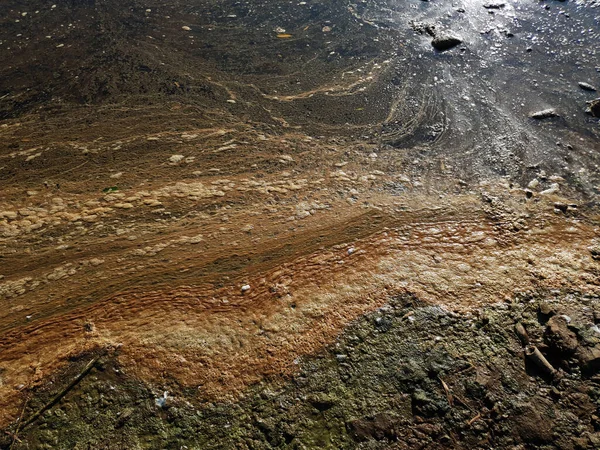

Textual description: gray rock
[431,35,462,51]
[484,3,506,9]
[578,82,597,92]
[585,98,600,117]
[530,108,559,119]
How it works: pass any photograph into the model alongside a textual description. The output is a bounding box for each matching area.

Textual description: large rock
[544,315,578,356]
[510,403,554,444]
[576,346,600,376]
[431,35,462,51]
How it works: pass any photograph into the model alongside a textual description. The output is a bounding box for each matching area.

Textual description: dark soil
[4,292,600,449]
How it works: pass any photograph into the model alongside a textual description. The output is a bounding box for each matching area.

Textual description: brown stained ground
[1,172,599,428]
[1,0,600,439]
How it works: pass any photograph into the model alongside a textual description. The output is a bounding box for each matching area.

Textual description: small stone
[530,109,559,119]
[1,211,18,220]
[431,35,462,51]
[539,183,559,196]
[155,391,168,408]
[591,245,600,261]
[168,154,185,163]
[241,284,251,294]
[585,98,600,117]
[539,302,556,316]
[578,82,597,92]
[553,203,568,213]
[307,393,334,411]
[114,203,134,209]
[483,3,505,9]
[182,26,191,31]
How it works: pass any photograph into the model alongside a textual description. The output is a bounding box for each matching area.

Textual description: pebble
[431,35,462,52]
[530,108,559,119]
[540,183,559,195]
[578,82,596,92]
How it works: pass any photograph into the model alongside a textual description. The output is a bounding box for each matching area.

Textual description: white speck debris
[540,183,559,196]
[155,391,168,408]
[347,247,356,255]
[241,284,251,293]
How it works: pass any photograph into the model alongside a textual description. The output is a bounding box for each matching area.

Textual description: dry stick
[467,413,482,426]
[438,376,454,407]
[455,363,476,375]
[60,160,89,176]
[399,311,414,321]
[8,396,29,450]
[454,394,474,412]
[21,356,99,429]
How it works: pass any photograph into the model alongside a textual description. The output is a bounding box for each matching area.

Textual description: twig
[453,394,473,412]
[467,413,482,426]
[8,395,29,450]
[21,356,99,429]
[400,311,414,321]
[438,376,454,407]
[4,431,21,447]
[456,363,476,375]
[61,160,89,176]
